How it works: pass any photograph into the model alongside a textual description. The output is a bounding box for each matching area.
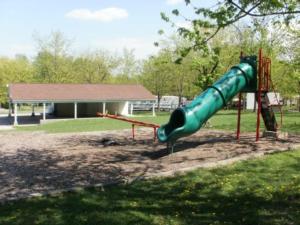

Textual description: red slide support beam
[236,92,242,140]
[236,49,278,141]
[256,48,263,141]
[236,51,243,140]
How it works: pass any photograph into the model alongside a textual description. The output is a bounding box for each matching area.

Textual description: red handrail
[260,54,283,129]
[269,79,283,128]
[256,48,263,141]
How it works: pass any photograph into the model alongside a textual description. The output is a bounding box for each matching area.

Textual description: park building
[8,83,156,125]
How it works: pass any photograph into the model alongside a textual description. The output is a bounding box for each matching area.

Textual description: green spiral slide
[157,57,257,143]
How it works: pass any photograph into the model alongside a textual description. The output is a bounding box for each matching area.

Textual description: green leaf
[174,57,183,64]
[172,9,179,16]
[158,29,164,35]
[160,12,170,22]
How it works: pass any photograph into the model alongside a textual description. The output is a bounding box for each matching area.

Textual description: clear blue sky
[0,0,213,59]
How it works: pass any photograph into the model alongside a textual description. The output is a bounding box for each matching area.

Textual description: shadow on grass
[1,150,300,225]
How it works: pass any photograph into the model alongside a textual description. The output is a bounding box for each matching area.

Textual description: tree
[0,57,34,103]
[141,51,173,110]
[33,31,74,83]
[192,47,221,91]
[271,25,300,110]
[72,51,116,84]
[160,0,300,58]
[111,49,141,84]
[157,35,200,101]
[161,49,198,104]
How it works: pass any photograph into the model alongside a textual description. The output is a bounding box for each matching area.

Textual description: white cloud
[65,7,128,22]
[166,0,184,5]
[92,37,158,59]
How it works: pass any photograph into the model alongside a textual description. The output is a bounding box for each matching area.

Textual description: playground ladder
[258,92,278,132]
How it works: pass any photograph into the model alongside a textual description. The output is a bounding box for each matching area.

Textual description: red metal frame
[266,60,283,128]
[236,92,242,140]
[236,51,243,140]
[261,57,271,91]
[97,112,160,141]
[237,49,279,141]
[270,79,283,128]
[256,48,263,141]
[256,49,279,141]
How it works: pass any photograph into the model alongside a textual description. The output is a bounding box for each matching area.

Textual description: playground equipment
[96,112,160,140]
[157,49,282,143]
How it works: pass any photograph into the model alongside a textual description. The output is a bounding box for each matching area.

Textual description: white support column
[74,102,77,119]
[8,102,12,117]
[130,103,133,115]
[102,102,106,115]
[43,103,46,120]
[152,102,156,117]
[14,103,18,125]
[31,104,35,117]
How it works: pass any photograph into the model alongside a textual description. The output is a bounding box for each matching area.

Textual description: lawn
[1,149,299,225]
[4,110,299,225]
[15,112,170,133]
[16,110,300,134]
[209,110,300,134]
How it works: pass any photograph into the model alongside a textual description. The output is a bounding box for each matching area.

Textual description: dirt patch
[0,129,299,202]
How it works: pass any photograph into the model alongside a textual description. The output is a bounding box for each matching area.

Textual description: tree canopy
[0,9,299,110]
[160,0,300,59]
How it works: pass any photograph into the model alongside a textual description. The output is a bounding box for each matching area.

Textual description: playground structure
[157,49,283,144]
[238,49,283,141]
[96,112,160,140]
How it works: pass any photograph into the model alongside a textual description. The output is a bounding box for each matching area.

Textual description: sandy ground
[0,128,299,202]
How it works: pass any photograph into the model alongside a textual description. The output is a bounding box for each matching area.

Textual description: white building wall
[55,101,130,117]
[246,92,281,110]
[106,101,129,116]
[120,101,129,116]
[246,93,256,110]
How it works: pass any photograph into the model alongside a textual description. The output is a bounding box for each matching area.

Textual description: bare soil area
[0,129,299,202]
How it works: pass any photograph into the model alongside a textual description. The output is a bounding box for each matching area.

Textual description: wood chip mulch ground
[0,129,299,202]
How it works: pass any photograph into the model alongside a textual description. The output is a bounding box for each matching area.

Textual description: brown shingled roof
[9,83,156,103]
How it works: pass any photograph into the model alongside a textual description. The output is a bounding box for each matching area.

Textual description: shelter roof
[9,83,156,103]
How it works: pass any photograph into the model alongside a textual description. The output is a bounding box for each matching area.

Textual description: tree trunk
[178,95,182,107]
[157,94,161,111]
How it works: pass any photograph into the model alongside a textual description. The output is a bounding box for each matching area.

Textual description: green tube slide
[157,61,256,143]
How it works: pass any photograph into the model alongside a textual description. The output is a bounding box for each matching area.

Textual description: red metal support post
[256,48,263,141]
[236,51,244,140]
[132,124,135,140]
[266,59,271,91]
[236,92,242,140]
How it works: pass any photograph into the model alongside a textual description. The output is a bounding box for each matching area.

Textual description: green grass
[2,111,300,224]
[16,110,299,134]
[1,149,299,225]
[15,112,170,133]
[209,110,300,134]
